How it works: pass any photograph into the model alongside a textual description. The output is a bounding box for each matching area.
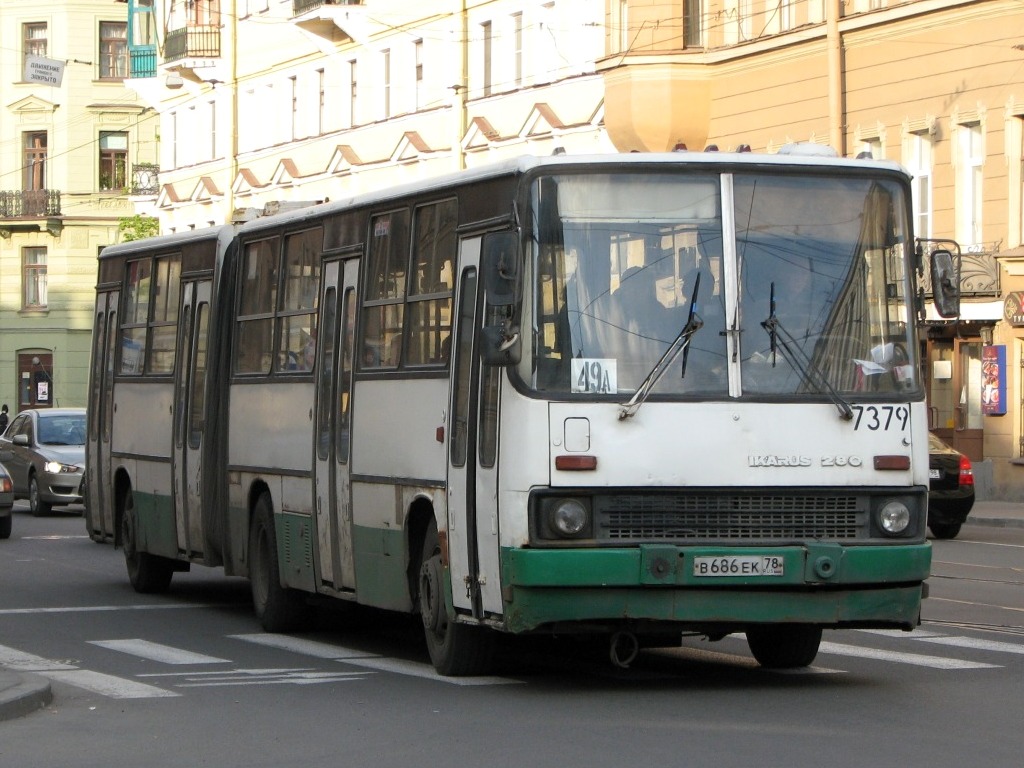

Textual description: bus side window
[362,210,408,370]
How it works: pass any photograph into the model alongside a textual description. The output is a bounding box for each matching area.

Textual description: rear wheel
[929,522,962,540]
[0,514,11,539]
[122,486,174,593]
[249,492,311,632]
[29,475,51,517]
[746,624,822,669]
[418,520,494,676]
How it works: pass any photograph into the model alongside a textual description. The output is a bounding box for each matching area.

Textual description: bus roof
[236,149,912,236]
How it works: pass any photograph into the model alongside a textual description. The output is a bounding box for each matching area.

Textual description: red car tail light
[959,455,974,486]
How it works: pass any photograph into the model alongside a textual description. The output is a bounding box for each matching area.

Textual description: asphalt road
[0,504,1022,768]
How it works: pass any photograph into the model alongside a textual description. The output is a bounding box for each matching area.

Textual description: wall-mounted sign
[1004,292,1024,326]
[982,345,1006,416]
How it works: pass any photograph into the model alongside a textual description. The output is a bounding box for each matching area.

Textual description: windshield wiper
[761,282,853,421]
[620,273,703,420]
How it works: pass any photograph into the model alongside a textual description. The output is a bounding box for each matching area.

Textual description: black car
[927,432,975,539]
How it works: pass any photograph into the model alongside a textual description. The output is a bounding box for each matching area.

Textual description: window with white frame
[99,131,128,190]
[481,21,493,97]
[99,21,127,79]
[414,40,424,110]
[618,0,629,52]
[23,22,46,60]
[956,122,984,246]
[859,137,883,160]
[23,247,47,310]
[905,131,933,239]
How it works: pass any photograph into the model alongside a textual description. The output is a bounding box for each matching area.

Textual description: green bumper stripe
[132,490,177,559]
[500,544,930,633]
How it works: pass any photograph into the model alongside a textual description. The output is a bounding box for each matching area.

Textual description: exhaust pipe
[609,631,639,669]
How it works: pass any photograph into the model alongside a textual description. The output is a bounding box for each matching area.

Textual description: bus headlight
[552,499,588,536]
[878,500,911,534]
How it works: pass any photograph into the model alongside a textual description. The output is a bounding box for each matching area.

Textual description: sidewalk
[1,501,1021,720]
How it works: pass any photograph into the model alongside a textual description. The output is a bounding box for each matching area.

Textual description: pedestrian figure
[0,404,8,435]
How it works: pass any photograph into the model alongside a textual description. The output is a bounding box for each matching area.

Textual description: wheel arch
[406,496,437,610]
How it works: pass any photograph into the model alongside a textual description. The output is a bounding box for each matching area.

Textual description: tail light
[0,476,10,493]
[959,455,974,486]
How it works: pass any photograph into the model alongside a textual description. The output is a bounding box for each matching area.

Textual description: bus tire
[122,486,174,594]
[418,520,494,676]
[746,624,822,669]
[928,522,962,540]
[0,514,11,539]
[249,493,310,632]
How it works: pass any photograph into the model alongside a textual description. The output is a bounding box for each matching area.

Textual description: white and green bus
[86,150,958,675]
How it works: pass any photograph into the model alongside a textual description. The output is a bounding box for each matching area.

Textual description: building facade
[127,0,1024,498]
[0,0,159,415]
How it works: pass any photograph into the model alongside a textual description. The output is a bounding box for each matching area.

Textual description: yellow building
[0,0,159,414]
[128,0,1022,497]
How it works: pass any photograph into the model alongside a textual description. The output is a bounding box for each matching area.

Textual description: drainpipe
[228,3,239,221]
[827,0,845,156]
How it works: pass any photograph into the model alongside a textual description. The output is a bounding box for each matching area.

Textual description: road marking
[0,644,78,672]
[856,629,943,639]
[139,668,372,687]
[915,635,1024,656]
[43,669,179,698]
[0,604,228,616]
[0,643,177,698]
[89,639,230,665]
[819,641,999,669]
[230,634,523,686]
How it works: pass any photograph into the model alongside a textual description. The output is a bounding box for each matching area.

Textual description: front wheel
[122,487,174,593]
[29,475,52,517]
[929,522,962,540]
[746,624,822,669]
[249,493,311,632]
[418,521,494,676]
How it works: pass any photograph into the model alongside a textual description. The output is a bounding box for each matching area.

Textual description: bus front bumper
[499,542,931,634]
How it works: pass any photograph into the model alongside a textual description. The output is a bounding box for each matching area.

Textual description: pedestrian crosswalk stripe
[819,641,1000,669]
[42,669,179,699]
[90,639,230,665]
[230,633,523,686]
[0,644,77,672]
[914,635,1024,656]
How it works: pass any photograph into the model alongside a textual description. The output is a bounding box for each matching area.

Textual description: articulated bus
[86,149,959,675]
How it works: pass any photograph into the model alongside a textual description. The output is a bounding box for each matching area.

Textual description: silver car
[0,462,13,538]
[0,408,86,516]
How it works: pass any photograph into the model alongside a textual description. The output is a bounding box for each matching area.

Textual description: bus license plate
[693,555,785,577]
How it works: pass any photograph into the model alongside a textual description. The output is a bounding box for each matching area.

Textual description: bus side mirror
[481,231,520,307]
[481,231,522,365]
[930,249,960,319]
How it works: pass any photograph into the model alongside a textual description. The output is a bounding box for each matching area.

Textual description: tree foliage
[118,214,160,243]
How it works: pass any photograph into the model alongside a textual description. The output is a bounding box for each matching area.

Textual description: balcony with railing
[0,190,61,218]
[164,25,221,62]
[131,164,160,197]
[129,46,157,79]
[293,0,362,15]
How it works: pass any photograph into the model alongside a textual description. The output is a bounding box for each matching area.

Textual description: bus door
[171,280,211,558]
[446,236,503,619]
[86,290,118,541]
[312,258,358,591]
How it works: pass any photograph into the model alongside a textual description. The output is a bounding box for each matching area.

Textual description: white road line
[230,634,522,686]
[0,604,226,616]
[855,629,943,639]
[915,635,1024,656]
[819,641,1000,669]
[228,633,379,660]
[42,669,179,699]
[89,639,230,665]
[0,644,78,672]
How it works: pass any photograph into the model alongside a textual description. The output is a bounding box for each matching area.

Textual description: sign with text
[24,55,65,86]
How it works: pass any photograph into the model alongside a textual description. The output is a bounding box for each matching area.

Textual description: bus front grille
[594,493,866,541]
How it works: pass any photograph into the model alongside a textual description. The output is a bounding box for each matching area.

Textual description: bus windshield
[527,171,918,399]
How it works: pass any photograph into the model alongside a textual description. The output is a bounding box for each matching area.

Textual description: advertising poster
[981,345,1006,416]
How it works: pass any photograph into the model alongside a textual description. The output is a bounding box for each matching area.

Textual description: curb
[964,516,1024,530]
[0,672,52,722]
